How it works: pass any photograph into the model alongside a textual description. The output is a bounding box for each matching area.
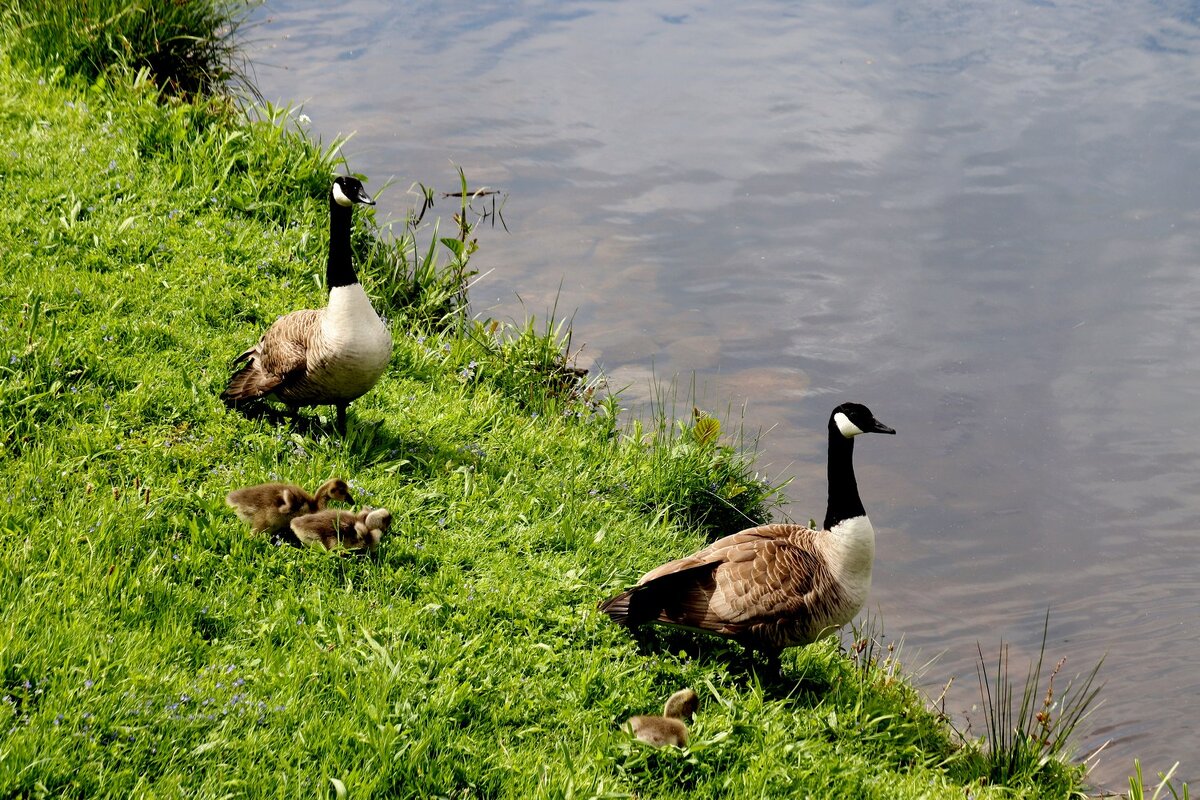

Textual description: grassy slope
[0,58,1086,798]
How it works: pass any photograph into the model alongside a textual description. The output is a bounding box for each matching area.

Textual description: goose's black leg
[336,403,348,434]
[284,405,299,421]
[751,648,785,684]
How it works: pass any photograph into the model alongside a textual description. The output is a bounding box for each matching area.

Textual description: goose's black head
[331,176,376,208]
[830,402,895,438]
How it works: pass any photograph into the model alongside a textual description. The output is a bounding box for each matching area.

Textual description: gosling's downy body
[225,478,354,534]
[599,403,895,655]
[624,688,699,748]
[222,176,392,431]
[290,506,392,553]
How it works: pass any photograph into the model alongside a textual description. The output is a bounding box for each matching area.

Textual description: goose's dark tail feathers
[221,360,265,407]
[598,588,637,626]
[599,561,722,628]
[598,583,669,627]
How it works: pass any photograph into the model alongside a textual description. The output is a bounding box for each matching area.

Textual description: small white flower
[298,114,311,126]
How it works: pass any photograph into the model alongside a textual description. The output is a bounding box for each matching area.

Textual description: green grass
[1,0,254,99]
[0,13,1106,798]
[1129,759,1191,800]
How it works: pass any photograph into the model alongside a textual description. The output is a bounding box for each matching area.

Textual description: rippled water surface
[245,0,1200,786]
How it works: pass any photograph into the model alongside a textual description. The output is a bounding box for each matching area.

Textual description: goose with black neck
[598,402,895,658]
[222,176,393,432]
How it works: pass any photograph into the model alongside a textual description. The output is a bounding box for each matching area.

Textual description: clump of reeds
[973,611,1104,788]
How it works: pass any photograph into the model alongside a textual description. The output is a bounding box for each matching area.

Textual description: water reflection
[247,0,1200,786]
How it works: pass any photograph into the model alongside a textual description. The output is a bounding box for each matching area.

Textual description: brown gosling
[290,507,392,553]
[623,688,699,748]
[225,478,355,535]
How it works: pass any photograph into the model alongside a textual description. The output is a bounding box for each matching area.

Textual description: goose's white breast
[824,515,876,624]
[310,285,392,398]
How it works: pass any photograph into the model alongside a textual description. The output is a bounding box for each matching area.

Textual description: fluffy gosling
[225,478,354,535]
[290,507,392,553]
[623,688,699,748]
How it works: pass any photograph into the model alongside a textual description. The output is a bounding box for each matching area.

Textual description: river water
[244,0,1200,787]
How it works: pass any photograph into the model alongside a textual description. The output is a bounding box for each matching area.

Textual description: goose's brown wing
[638,524,813,583]
[601,524,826,637]
[660,532,826,634]
[222,309,321,403]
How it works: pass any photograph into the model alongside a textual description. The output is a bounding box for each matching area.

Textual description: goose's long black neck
[823,423,865,531]
[327,196,359,289]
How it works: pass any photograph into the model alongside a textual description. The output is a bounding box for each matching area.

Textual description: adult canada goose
[623,688,699,748]
[598,402,894,656]
[290,506,392,553]
[225,478,355,535]
[221,176,392,431]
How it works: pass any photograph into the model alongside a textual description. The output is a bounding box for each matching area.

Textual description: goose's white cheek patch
[332,182,353,207]
[833,412,865,438]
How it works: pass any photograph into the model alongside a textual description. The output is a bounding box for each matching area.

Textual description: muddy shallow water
[245,0,1200,786]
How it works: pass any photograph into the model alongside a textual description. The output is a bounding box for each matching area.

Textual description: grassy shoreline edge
[0,6,1182,798]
